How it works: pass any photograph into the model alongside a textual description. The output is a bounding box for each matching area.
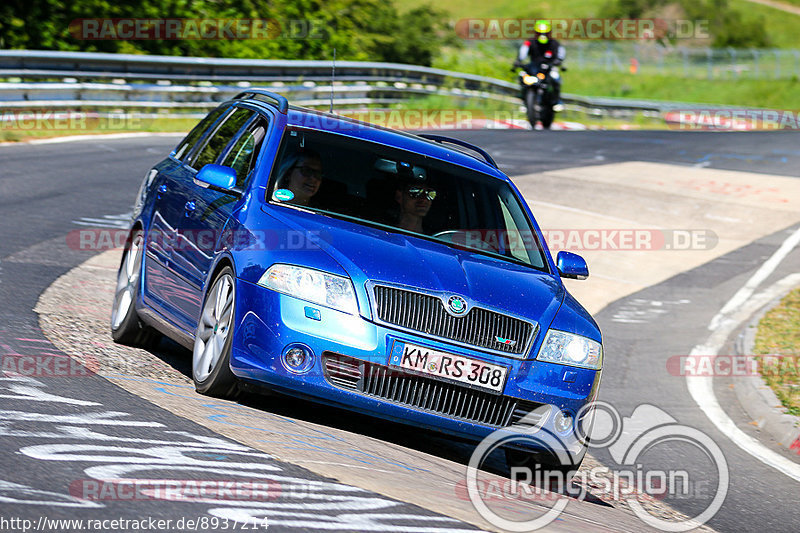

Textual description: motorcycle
[517,59,563,129]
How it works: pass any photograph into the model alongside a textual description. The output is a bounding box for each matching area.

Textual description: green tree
[0,0,455,65]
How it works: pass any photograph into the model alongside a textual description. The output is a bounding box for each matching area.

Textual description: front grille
[324,356,361,391]
[372,285,535,355]
[322,353,546,428]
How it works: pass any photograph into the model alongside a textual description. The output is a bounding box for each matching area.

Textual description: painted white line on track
[709,226,800,330]
[687,225,800,482]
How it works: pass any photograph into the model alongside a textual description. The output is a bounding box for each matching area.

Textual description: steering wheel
[432,229,466,241]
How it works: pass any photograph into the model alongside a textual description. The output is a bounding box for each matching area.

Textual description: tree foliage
[600,0,771,48]
[0,0,456,65]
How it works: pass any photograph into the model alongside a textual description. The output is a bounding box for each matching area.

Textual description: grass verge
[0,116,198,143]
[434,44,800,110]
[753,287,800,417]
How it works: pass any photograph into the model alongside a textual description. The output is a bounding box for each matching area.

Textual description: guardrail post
[707,47,713,80]
[682,47,689,77]
[727,47,737,80]
[795,51,800,78]
[752,49,760,78]
[775,50,781,79]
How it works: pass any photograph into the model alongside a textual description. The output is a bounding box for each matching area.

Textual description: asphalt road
[1,130,799,532]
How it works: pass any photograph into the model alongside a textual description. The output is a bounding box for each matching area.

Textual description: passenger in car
[394,180,437,234]
[276,149,323,206]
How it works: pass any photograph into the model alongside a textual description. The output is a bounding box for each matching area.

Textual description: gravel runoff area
[35,248,718,532]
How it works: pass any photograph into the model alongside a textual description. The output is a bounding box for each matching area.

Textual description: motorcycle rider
[514,20,565,111]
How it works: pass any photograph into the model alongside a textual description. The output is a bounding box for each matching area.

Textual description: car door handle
[157,184,167,199]
[184,200,196,216]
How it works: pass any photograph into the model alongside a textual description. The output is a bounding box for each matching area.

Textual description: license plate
[389,342,508,393]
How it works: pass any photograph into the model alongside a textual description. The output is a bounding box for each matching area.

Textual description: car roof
[235,94,509,181]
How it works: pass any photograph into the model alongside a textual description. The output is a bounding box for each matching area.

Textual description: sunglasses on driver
[407,187,437,201]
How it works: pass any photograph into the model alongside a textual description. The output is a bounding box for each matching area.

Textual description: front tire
[192,266,239,398]
[525,89,539,128]
[111,230,159,347]
[540,105,554,129]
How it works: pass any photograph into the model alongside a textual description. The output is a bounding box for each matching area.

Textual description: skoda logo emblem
[446,295,468,316]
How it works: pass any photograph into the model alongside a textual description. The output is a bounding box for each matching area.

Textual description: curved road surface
[1,130,798,532]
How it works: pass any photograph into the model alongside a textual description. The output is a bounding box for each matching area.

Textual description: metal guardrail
[0,50,521,111]
[0,49,747,118]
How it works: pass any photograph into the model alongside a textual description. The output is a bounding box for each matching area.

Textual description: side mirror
[556,251,589,280]
[196,164,238,194]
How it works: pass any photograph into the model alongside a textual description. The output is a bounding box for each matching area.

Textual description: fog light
[281,344,315,374]
[554,410,574,434]
[284,347,308,369]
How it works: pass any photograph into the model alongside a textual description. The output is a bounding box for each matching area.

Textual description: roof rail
[417,134,498,169]
[234,89,289,114]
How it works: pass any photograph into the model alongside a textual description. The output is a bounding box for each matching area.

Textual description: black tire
[111,230,159,348]
[525,89,539,129]
[505,448,582,488]
[192,266,239,399]
[540,106,554,129]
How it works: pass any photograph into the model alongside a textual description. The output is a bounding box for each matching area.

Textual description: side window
[190,107,254,170]
[499,199,529,263]
[220,118,268,188]
[173,106,228,161]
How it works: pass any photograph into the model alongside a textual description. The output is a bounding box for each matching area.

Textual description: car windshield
[267,126,547,270]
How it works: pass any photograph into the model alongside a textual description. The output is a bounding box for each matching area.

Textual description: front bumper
[230,280,600,456]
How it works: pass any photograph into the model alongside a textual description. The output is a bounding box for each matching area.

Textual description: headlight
[536,330,602,369]
[257,264,358,314]
[522,74,537,85]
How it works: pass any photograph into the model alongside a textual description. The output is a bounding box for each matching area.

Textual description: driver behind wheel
[394,179,437,234]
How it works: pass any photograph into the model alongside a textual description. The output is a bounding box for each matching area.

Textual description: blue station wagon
[111,90,602,474]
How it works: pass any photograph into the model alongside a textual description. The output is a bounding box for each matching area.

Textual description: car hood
[265,208,564,326]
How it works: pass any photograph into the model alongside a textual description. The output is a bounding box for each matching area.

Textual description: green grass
[753,287,800,417]
[400,0,800,48]
[565,68,800,108]
[399,0,607,18]
[728,0,800,48]
[0,116,197,142]
[434,45,800,109]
